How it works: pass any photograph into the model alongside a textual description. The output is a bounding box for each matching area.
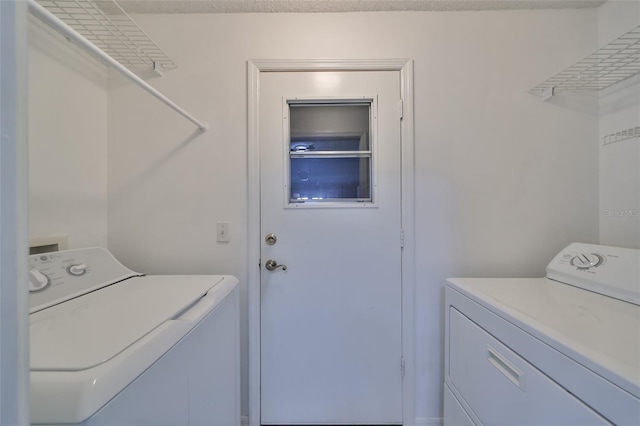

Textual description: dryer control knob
[68,264,88,276]
[29,269,50,292]
[570,253,602,269]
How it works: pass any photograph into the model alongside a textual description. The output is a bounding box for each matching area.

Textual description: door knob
[265,259,287,271]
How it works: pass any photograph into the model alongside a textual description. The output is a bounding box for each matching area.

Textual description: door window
[286,100,376,207]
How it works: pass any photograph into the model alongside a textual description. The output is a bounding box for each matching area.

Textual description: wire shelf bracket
[28,0,207,131]
[530,25,640,98]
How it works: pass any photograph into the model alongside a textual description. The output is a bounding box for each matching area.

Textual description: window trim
[282,96,379,209]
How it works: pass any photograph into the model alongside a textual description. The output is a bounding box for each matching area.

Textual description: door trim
[1,1,30,424]
[247,59,415,426]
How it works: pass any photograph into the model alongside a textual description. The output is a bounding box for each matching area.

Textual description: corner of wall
[596,0,640,249]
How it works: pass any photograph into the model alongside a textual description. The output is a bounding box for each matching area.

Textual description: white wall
[108,10,599,423]
[28,17,109,250]
[598,0,640,249]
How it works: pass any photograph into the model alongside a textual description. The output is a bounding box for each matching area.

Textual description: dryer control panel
[29,247,142,314]
[546,243,640,305]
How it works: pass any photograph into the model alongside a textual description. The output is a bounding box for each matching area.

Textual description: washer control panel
[547,243,639,305]
[28,247,142,313]
[570,253,603,269]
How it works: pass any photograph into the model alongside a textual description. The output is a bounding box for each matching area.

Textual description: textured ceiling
[114,0,607,14]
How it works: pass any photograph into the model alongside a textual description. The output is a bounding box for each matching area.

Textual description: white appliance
[28,247,240,425]
[444,243,640,425]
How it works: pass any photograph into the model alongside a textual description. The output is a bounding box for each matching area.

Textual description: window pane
[288,101,373,205]
[290,157,371,202]
[290,104,370,152]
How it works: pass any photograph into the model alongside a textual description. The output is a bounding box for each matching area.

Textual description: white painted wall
[28,16,109,250]
[108,9,599,423]
[597,0,640,249]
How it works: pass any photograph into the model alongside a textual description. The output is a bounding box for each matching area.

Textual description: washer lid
[30,275,225,371]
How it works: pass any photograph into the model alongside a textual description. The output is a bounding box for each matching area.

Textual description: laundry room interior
[2,0,639,424]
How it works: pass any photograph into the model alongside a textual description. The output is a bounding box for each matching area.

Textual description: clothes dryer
[444,243,639,425]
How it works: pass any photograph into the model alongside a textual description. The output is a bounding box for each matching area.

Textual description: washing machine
[444,243,640,425]
[28,247,240,425]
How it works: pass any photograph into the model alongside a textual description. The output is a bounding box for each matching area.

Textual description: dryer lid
[30,275,225,371]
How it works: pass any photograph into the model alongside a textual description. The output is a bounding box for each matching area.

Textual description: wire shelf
[36,0,176,73]
[530,25,640,96]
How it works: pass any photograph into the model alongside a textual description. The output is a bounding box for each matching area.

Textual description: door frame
[0,1,30,423]
[247,59,415,426]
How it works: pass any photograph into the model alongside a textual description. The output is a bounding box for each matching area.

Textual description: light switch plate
[217,222,230,242]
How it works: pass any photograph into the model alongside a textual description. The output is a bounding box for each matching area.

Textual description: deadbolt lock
[265,233,277,245]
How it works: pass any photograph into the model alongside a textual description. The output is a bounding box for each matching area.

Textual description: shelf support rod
[27,0,208,132]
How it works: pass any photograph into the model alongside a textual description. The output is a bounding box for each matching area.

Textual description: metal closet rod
[27,0,208,132]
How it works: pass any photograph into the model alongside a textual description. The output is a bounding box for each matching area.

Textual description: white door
[260,70,403,425]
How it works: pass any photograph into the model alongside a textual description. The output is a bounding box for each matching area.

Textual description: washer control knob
[68,264,88,276]
[29,269,50,292]
[570,253,602,269]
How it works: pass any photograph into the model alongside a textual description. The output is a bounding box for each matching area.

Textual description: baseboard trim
[243,415,440,425]
[413,417,444,426]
